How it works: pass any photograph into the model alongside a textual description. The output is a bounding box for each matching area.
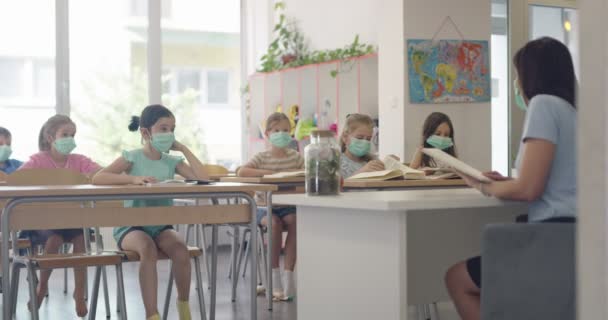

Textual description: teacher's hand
[483,171,511,181]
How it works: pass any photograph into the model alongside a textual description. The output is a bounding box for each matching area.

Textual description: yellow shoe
[177,299,192,320]
[147,314,161,320]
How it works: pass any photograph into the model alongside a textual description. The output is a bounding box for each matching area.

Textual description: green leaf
[330,70,338,78]
[275,2,285,10]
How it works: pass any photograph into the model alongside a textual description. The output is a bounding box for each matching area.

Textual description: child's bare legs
[156,229,191,320]
[445,261,480,320]
[32,234,63,308]
[155,230,191,300]
[121,230,159,318]
[281,214,296,271]
[261,215,283,269]
[281,213,297,298]
[70,233,88,316]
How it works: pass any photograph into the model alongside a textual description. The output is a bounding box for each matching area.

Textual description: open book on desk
[263,170,306,179]
[347,156,425,181]
[421,148,491,182]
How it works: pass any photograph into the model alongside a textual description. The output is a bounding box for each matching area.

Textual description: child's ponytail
[128,116,140,132]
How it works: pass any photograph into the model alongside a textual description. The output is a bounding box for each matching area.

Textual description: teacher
[445,36,578,320]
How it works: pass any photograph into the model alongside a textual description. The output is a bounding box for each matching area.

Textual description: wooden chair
[119,246,207,320]
[0,170,8,182]
[204,164,229,176]
[5,168,124,320]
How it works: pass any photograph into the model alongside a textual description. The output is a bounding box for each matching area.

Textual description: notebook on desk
[421,148,491,182]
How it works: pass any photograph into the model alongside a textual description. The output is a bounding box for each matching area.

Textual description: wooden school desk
[219,176,305,311]
[275,188,527,320]
[343,178,468,191]
[0,183,277,320]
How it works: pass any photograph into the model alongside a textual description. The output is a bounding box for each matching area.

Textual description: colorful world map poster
[407,39,491,104]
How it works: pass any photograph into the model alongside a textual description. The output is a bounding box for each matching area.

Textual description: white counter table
[274,188,527,320]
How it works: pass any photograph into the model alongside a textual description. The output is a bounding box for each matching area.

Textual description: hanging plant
[258,2,376,77]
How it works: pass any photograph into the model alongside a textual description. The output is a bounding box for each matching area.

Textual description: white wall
[400,0,492,170]
[283,0,379,51]
[577,0,608,318]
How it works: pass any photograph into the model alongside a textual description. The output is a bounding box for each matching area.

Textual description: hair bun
[128,116,140,132]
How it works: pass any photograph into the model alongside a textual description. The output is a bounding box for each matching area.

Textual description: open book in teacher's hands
[421,148,492,183]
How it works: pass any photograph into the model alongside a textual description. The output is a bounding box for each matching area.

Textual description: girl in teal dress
[93,104,209,320]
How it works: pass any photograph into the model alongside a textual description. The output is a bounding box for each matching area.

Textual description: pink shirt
[19,151,101,175]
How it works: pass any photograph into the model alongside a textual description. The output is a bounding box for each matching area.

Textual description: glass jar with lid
[305,130,341,195]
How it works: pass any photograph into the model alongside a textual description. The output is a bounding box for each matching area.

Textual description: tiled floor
[4,247,460,319]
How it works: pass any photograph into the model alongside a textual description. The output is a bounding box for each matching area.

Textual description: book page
[347,169,404,181]
[263,170,306,179]
[421,148,491,182]
[382,156,425,179]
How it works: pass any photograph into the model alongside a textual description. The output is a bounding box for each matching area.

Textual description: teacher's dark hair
[513,37,577,108]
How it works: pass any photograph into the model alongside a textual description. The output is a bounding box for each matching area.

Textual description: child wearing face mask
[0,127,23,174]
[237,112,303,301]
[92,104,208,320]
[410,112,458,169]
[339,113,384,178]
[19,115,102,317]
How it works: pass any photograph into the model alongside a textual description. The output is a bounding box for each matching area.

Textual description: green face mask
[348,138,371,157]
[0,145,12,162]
[150,132,175,153]
[269,132,292,148]
[514,79,527,111]
[426,135,453,150]
[53,137,77,155]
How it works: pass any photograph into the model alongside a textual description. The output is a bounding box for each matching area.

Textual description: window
[491,0,509,174]
[130,0,172,19]
[0,1,56,160]
[529,5,579,76]
[0,58,24,97]
[207,70,230,104]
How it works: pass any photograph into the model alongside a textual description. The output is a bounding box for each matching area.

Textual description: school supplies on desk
[263,170,306,179]
[421,148,491,182]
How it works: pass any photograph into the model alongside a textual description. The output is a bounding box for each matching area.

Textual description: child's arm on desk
[236,166,275,177]
[92,157,156,185]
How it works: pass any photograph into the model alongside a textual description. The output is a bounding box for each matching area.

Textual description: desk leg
[209,225,218,320]
[266,191,273,311]
[2,206,13,320]
[250,197,259,320]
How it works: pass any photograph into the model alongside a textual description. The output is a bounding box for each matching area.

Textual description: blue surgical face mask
[426,135,453,150]
[0,145,12,162]
[53,137,77,155]
[269,132,292,148]
[514,79,527,111]
[348,138,371,157]
[150,132,175,153]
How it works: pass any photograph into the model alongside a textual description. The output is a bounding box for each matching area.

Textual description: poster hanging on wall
[407,39,491,104]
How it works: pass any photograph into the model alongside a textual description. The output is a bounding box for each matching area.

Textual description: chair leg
[199,225,212,289]
[101,266,111,319]
[162,265,174,320]
[27,262,39,320]
[10,263,21,317]
[194,256,207,320]
[62,243,70,295]
[241,230,252,278]
[257,227,267,286]
[87,266,102,320]
[424,304,431,320]
[115,264,128,320]
[230,226,239,302]
[432,302,440,320]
